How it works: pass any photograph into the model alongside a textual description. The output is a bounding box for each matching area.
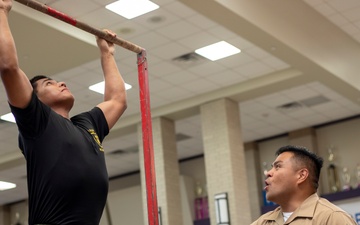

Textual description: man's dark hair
[29,75,50,93]
[276,145,324,190]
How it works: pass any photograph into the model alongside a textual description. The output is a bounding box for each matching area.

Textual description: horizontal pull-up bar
[14,0,144,54]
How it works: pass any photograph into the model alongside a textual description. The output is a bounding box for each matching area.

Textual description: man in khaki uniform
[251,145,356,225]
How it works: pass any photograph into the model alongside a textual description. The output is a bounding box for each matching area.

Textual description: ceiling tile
[132,7,181,30]
[128,31,171,50]
[240,101,269,113]
[246,46,272,59]
[177,31,219,50]
[181,78,218,95]
[155,86,193,102]
[53,66,89,81]
[150,42,191,60]
[151,0,176,6]
[281,86,318,101]
[149,94,172,108]
[91,0,114,6]
[234,61,275,78]
[207,25,238,40]
[148,81,174,95]
[257,93,293,108]
[284,108,314,118]
[163,1,197,18]
[206,70,247,87]
[227,36,256,51]
[188,61,226,77]
[79,8,127,29]
[218,52,255,68]
[299,114,331,126]
[275,119,306,131]
[185,14,218,29]
[261,56,290,70]
[156,20,201,40]
[68,70,103,87]
[310,101,343,112]
[161,70,198,85]
[51,0,101,17]
[109,22,149,41]
[149,61,182,78]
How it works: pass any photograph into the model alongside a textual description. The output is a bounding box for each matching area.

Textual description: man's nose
[265,168,272,177]
[58,81,66,87]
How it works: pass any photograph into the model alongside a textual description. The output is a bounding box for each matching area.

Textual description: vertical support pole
[137,50,159,225]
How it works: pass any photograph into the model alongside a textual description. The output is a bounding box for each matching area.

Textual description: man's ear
[297,168,309,184]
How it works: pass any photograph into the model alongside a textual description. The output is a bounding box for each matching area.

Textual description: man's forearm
[101,52,126,103]
[0,11,19,72]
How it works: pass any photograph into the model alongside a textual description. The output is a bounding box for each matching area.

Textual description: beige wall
[0,206,9,225]
[258,136,289,169]
[106,185,144,225]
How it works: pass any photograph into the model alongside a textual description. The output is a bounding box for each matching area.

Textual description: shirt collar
[263,193,319,223]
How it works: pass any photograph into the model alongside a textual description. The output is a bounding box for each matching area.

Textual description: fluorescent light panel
[195,41,241,61]
[0,112,16,123]
[106,0,159,19]
[0,181,16,191]
[89,81,132,95]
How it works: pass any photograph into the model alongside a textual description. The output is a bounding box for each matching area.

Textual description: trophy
[341,167,352,191]
[14,212,22,225]
[263,162,269,178]
[355,163,360,189]
[327,146,340,193]
[195,181,203,197]
[194,181,209,220]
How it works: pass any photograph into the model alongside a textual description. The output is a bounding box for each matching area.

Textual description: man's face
[34,78,74,108]
[264,152,299,204]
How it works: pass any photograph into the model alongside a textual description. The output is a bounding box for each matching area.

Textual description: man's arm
[0,0,33,109]
[96,30,127,130]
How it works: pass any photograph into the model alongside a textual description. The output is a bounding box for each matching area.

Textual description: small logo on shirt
[88,129,104,152]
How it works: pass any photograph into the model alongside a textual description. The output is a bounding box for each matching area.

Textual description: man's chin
[266,194,273,202]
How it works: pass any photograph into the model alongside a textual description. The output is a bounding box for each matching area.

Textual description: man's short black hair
[276,145,324,190]
[29,75,50,92]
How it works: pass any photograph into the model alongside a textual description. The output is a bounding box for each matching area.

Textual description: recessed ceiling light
[89,81,132,95]
[195,41,241,61]
[0,112,16,123]
[0,181,16,191]
[106,0,159,19]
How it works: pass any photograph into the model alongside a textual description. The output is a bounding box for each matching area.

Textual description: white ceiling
[1,0,360,205]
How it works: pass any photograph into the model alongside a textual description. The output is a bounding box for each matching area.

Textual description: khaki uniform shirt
[251,193,356,225]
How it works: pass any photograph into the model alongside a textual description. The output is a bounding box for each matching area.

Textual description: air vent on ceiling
[108,146,138,156]
[276,101,303,112]
[108,149,128,156]
[276,95,330,113]
[176,133,191,142]
[299,95,329,107]
[172,52,207,68]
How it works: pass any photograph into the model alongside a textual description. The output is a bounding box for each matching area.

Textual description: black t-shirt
[10,93,109,225]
